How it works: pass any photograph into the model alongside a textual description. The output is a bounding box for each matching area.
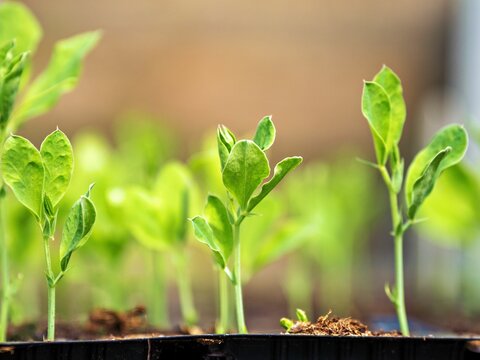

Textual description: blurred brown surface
[19,0,449,160]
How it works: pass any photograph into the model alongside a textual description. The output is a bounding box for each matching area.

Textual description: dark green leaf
[253,115,275,151]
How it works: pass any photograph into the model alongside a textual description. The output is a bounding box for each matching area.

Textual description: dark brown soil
[285,311,400,337]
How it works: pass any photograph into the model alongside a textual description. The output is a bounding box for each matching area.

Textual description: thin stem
[174,250,198,326]
[151,252,170,328]
[0,197,9,342]
[233,219,247,333]
[380,165,410,336]
[43,235,55,341]
[216,267,229,333]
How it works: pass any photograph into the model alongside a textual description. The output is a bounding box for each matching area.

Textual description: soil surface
[285,311,400,337]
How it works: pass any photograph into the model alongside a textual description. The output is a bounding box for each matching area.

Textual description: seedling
[191,116,302,333]
[361,66,468,335]
[1,130,97,340]
[0,2,100,341]
[280,308,309,332]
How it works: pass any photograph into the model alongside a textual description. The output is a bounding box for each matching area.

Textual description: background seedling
[361,65,468,335]
[191,116,302,333]
[1,130,97,340]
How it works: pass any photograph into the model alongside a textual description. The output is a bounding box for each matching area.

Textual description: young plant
[115,162,200,327]
[0,2,100,341]
[361,65,468,335]
[1,129,96,341]
[191,116,302,333]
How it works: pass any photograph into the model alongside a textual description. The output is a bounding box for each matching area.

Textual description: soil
[285,311,400,337]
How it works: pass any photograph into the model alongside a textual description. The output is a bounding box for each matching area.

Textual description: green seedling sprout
[0,129,97,341]
[191,116,302,333]
[0,2,100,341]
[361,66,468,335]
[280,308,309,332]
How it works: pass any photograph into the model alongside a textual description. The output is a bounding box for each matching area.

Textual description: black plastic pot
[0,334,479,360]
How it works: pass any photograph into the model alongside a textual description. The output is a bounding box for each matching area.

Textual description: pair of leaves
[190,195,233,279]
[218,116,302,211]
[362,66,406,165]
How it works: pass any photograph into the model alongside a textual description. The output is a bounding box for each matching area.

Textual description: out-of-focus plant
[282,158,380,316]
[361,65,468,335]
[191,116,302,333]
[1,130,97,341]
[114,162,200,327]
[0,2,100,341]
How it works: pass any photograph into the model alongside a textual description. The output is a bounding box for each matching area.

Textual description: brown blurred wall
[21,0,449,161]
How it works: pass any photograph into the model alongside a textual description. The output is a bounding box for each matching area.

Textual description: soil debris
[285,311,400,337]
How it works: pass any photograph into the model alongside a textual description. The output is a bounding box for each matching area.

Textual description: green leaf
[40,129,73,208]
[247,156,302,212]
[373,66,406,146]
[361,81,391,164]
[0,2,42,56]
[12,31,101,126]
[222,140,270,210]
[407,148,451,219]
[1,134,44,219]
[217,125,235,170]
[253,115,275,151]
[204,195,233,260]
[296,308,309,322]
[190,215,228,270]
[405,124,468,213]
[60,184,96,271]
[0,51,28,128]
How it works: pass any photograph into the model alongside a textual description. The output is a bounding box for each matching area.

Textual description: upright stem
[43,235,55,341]
[380,166,410,336]
[0,197,9,342]
[174,250,198,326]
[216,268,229,333]
[151,252,170,328]
[233,220,247,333]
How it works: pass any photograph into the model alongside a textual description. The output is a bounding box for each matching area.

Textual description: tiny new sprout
[280,308,309,332]
[361,66,468,335]
[1,129,96,341]
[191,116,302,333]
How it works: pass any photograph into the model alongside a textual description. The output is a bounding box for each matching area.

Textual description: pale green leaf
[0,2,42,56]
[12,31,101,125]
[204,195,233,260]
[373,66,406,146]
[40,129,73,208]
[405,124,468,211]
[1,134,44,218]
[247,156,302,212]
[190,215,227,269]
[60,184,96,271]
[222,140,270,210]
[253,115,275,151]
[361,81,391,164]
[217,125,235,170]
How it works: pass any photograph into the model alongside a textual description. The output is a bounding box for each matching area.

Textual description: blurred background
[5,0,480,333]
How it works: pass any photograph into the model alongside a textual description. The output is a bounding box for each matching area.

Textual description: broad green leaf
[222,140,270,210]
[1,135,44,218]
[204,195,233,260]
[361,81,391,164]
[60,184,96,271]
[217,125,235,170]
[405,124,468,210]
[190,215,227,270]
[0,2,42,56]
[12,31,101,126]
[247,156,302,212]
[40,129,73,208]
[407,148,450,220]
[373,66,406,146]
[253,116,275,151]
[0,52,28,128]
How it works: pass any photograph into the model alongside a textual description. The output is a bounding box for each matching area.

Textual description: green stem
[0,197,9,342]
[151,252,170,328]
[43,235,55,341]
[174,250,198,326]
[216,267,229,333]
[233,219,247,333]
[380,166,410,336]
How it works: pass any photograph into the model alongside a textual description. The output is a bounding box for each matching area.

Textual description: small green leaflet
[253,116,275,151]
[204,195,233,261]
